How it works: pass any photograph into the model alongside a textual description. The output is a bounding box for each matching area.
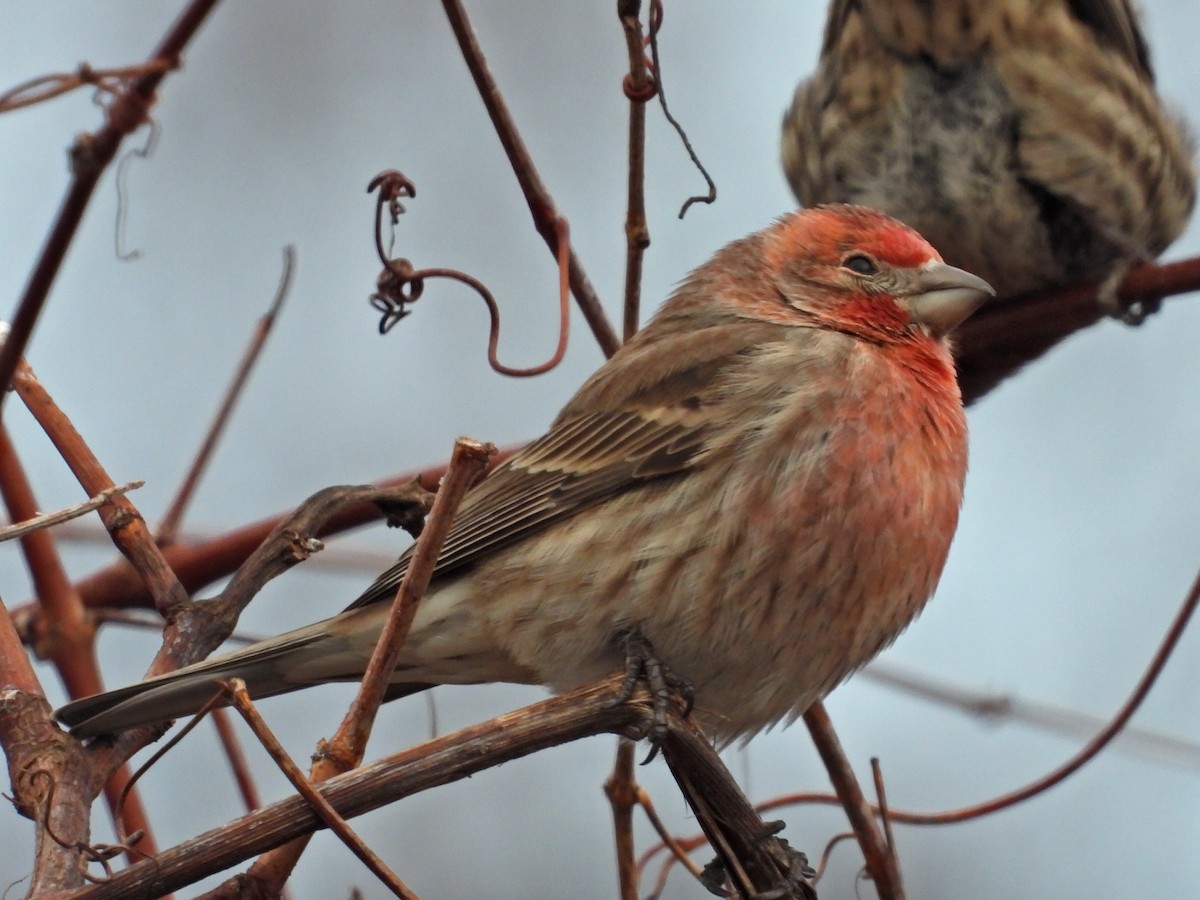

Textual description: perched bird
[58,206,992,743]
[782,0,1196,399]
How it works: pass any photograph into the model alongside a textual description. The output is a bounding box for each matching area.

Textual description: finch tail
[58,580,517,738]
[57,629,345,739]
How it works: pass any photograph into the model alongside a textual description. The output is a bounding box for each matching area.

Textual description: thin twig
[0,61,173,113]
[0,0,221,407]
[803,702,903,899]
[223,680,419,900]
[113,120,159,261]
[618,0,653,341]
[638,786,707,899]
[210,708,262,813]
[872,759,900,888]
[0,480,143,543]
[861,659,1200,770]
[604,740,639,900]
[10,360,191,618]
[327,437,492,770]
[157,246,295,543]
[241,438,489,895]
[368,173,571,376]
[112,692,232,845]
[813,832,856,883]
[439,0,621,358]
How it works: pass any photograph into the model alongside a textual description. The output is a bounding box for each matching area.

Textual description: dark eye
[842,253,878,276]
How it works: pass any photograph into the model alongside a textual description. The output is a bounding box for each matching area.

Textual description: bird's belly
[469,470,945,740]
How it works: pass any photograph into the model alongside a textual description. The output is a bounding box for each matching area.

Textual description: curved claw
[607,627,695,760]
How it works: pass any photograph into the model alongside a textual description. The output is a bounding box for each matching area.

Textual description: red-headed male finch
[58,206,993,744]
[782,0,1196,400]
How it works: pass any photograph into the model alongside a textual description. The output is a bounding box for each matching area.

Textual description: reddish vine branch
[368,171,572,376]
[605,741,640,900]
[618,0,655,340]
[804,704,903,899]
[957,254,1200,403]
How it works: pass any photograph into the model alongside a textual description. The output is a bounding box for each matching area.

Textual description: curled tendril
[370,258,422,333]
[648,0,663,36]
[0,60,174,114]
[365,170,570,377]
[641,0,716,219]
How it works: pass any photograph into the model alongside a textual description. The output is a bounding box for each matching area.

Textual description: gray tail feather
[56,632,325,739]
[57,667,308,739]
[57,635,438,739]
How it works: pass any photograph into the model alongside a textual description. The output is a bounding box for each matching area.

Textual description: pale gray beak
[908,262,995,337]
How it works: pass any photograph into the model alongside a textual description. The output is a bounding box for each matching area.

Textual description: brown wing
[819,0,857,58]
[1065,0,1154,80]
[822,0,1152,79]
[344,318,783,611]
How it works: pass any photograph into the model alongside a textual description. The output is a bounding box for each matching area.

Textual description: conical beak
[908,262,995,337]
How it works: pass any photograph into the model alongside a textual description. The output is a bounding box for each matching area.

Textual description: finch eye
[842,253,879,276]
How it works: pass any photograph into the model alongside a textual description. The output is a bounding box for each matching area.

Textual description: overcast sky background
[1,4,1197,898]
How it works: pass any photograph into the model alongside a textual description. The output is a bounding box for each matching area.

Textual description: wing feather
[345,319,782,611]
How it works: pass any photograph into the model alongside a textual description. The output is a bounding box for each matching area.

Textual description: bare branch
[604,740,639,900]
[73,679,654,900]
[0,481,143,543]
[958,254,1200,403]
[439,0,621,358]
[223,680,419,900]
[618,0,654,341]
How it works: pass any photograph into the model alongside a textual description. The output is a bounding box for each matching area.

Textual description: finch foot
[609,627,694,761]
[698,823,816,900]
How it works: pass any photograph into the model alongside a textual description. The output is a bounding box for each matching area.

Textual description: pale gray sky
[1,4,1197,898]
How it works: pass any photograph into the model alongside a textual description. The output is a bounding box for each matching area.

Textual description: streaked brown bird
[782,0,1195,400]
[58,206,992,743]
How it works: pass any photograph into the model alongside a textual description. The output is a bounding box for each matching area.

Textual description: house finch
[782,0,1196,399]
[58,206,992,742]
